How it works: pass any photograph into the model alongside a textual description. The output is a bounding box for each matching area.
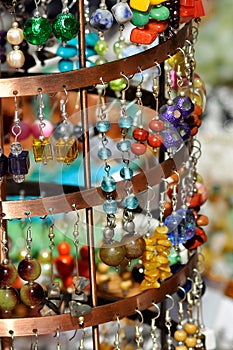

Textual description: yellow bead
[32,137,53,163]
[55,136,78,164]
[156,254,169,264]
[150,0,166,4]
[174,329,187,342]
[160,271,172,280]
[184,322,198,335]
[167,51,184,68]
[155,225,168,235]
[157,239,172,247]
[130,0,150,12]
[185,336,197,348]
[176,346,188,350]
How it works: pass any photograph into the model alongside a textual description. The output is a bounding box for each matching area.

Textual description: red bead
[147,133,163,148]
[180,6,195,17]
[133,127,149,142]
[130,27,158,45]
[149,119,164,132]
[145,19,168,34]
[131,142,147,155]
[195,0,205,17]
[180,0,194,5]
[57,241,71,255]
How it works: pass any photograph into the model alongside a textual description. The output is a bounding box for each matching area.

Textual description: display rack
[0,1,199,349]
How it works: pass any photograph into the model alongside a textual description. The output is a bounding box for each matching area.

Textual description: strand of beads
[6,11,25,69]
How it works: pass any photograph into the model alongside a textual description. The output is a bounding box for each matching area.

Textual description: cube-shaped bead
[130,0,150,12]
[55,137,78,164]
[0,153,8,178]
[33,137,53,163]
[9,150,30,175]
[130,27,158,45]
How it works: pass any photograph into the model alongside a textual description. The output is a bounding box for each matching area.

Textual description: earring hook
[177,286,187,303]
[151,302,160,320]
[165,294,175,312]
[120,72,130,93]
[135,308,144,325]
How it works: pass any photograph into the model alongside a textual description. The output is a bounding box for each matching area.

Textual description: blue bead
[85,32,99,47]
[90,8,114,31]
[96,120,111,133]
[118,116,133,129]
[56,44,77,58]
[177,208,196,241]
[117,140,131,152]
[67,37,79,46]
[120,166,133,180]
[58,58,74,72]
[85,47,96,58]
[101,175,116,193]
[123,194,138,210]
[103,199,117,214]
[98,147,112,160]
[9,150,30,175]
[164,212,183,246]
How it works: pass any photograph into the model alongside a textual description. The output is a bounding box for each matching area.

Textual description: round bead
[103,227,115,241]
[123,221,135,233]
[101,175,116,193]
[10,141,22,156]
[121,234,146,260]
[114,39,127,58]
[103,199,117,215]
[96,120,111,133]
[58,58,74,72]
[111,2,133,24]
[56,44,77,58]
[52,12,79,42]
[95,57,108,65]
[0,263,18,287]
[184,322,198,335]
[131,9,150,27]
[109,78,127,92]
[131,142,147,156]
[99,241,126,266]
[147,133,163,148]
[31,119,53,138]
[176,346,188,350]
[133,127,149,142]
[98,147,112,160]
[90,8,113,31]
[94,39,109,56]
[149,119,164,132]
[6,48,25,69]
[118,115,133,129]
[117,140,131,152]
[18,258,41,282]
[174,329,187,342]
[120,166,133,180]
[150,5,170,21]
[20,282,44,307]
[85,32,99,47]
[185,336,197,348]
[123,194,138,210]
[7,22,24,45]
[0,287,19,311]
[23,16,52,46]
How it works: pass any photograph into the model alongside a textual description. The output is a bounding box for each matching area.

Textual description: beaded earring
[164,294,175,350]
[18,213,44,308]
[134,308,144,350]
[54,87,79,165]
[23,0,52,49]
[32,89,53,164]
[174,286,188,350]
[31,329,39,350]
[183,278,198,349]
[52,0,79,44]
[6,1,25,69]
[9,93,30,183]
[0,218,19,312]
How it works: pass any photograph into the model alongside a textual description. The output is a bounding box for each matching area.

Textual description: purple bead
[0,30,7,38]
[9,151,30,175]
[176,122,191,141]
[173,95,194,119]
[0,37,6,46]
[159,103,182,125]
[161,128,182,152]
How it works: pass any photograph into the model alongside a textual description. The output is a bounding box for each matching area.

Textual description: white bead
[6,48,25,69]
[111,2,133,24]
[7,23,24,46]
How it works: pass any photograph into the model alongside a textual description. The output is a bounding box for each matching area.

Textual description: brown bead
[185,336,197,347]
[196,214,209,226]
[174,329,187,342]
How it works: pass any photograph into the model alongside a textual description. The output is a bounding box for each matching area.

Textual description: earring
[23,0,52,49]
[164,294,175,350]
[55,326,61,350]
[6,1,25,69]
[9,93,30,183]
[113,314,121,350]
[32,88,53,164]
[174,286,188,350]
[135,308,144,350]
[151,302,161,350]
[183,278,198,349]
[18,213,44,308]
[52,0,79,44]
[31,329,39,350]
[54,87,79,165]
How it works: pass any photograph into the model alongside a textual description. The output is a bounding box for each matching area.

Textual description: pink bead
[31,119,53,138]
[11,121,31,141]
[131,142,147,156]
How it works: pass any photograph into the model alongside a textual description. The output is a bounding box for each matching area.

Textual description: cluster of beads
[6,21,25,69]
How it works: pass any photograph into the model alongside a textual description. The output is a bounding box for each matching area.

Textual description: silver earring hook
[177,286,187,303]
[138,66,144,86]
[135,308,144,325]
[166,294,175,312]
[120,72,130,93]
[151,302,160,320]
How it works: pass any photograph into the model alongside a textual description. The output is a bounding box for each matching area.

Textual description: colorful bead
[7,22,24,46]
[99,241,126,266]
[56,44,77,58]
[101,175,116,193]
[6,47,25,69]
[8,150,30,182]
[103,199,117,215]
[121,234,146,260]
[109,78,127,92]
[173,94,194,119]
[120,166,133,180]
[130,0,150,12]
[145,19,168,34]
[0,287,19,311]
[133,127,149,142]
[94,39,109,56]
[149,5,170,21]
[177,208,196,241]
[123,194,138,210]
[131,142,147,155]
[118,115,133,129]
[150,0,167,4]
[18,258,41,282]
[96,120,111,133]
[55,137,79,164]
[111,2,133,24]
[58,58,74,72]
[23,15,52,46]
[0,263,18,287]
[147,133,163,148]
[159,103,182,125]
[117,140,131,152]
[32,137,53,164]
[52,13,79,42]
[90,9,113,31]
[98,147,112,160]
[131,9,150,27]
[130,27,158,45]
[149,118,164,132]
[85,32,99,47]
[20,282,44,307]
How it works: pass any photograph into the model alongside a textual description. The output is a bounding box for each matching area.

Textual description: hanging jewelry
[164,294,175,350]
[9,93,30,183]
[18,213,44,308]
[31,329,39,350]
[151,302,161,350]
[54,87,79,165]
[52,0,79,44]
[0,218,19,312]
[6,0,25,69]
[183,278,198,350]
[113,314,121,350]
[9,330,15,350]
[135,308,144,350]
[174,286,188,350]
[32,88,53,164]
[23,0,52,49]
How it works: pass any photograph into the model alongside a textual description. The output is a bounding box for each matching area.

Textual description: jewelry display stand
[0,2,201,349]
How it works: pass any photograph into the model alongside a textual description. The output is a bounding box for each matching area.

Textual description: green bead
[94,39,109,56]
[109,78,127,92]
[149,5,170,21]
[95,57,108,65]
[113,39,127,58]
[131,9,150,27]
[52,12,79,42]
[23,16,52,46]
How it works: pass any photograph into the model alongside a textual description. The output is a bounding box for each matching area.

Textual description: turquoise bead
[23,16,52,46]
[76,60,94,69]
[101,175,116,193]
[149,5,170,21]
[117,140,131,152]
[131,9,150,27]
[85,47,96,58]
[98,147,112,160]
[56,44,77,58]
[103,199,117,215]
[118,116,133,129]
[120,166,133,180]
[85,32,99,47]
[96,120,111,133]
[52,12,79,42]
[123,194,138,210]
[58,58,74,72]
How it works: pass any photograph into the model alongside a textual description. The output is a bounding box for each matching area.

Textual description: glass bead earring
[9,93,30,183]
[23,0,52,49]
[52,0,79,44]
[32,89,53,164]
[54,87,79,165]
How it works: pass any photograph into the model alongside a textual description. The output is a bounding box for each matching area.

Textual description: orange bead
[174,329,187,342]
[196,214,209,226]
[185,336,197,348]
[176,346,188,350]
[184,322,197,334]
[130,27,158,45]
[145,19,168,34]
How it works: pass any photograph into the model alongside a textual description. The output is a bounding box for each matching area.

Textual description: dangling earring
[23,0,52,49]
[164,295,175,350]
[9,93,30,183]
[0,147,8,183]
[150,303,161,350]
[174,286,188,350]
[135,308,144,350]
[31,329,39,350]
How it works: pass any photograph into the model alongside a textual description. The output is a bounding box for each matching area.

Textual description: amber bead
[133,127,149,142]
[55,136,78,164]
[32,137,53,163]
[18,258,41,282]
[174,329,187,342]
[147,133,163,148]
[184,322,197,334]
[99,241,126,267]
[131,142,147,156]
[20,282,44,307]
[196,215,209,226]
[0,263,18,287]
[185,336,197,348]
[175,346,187,350]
